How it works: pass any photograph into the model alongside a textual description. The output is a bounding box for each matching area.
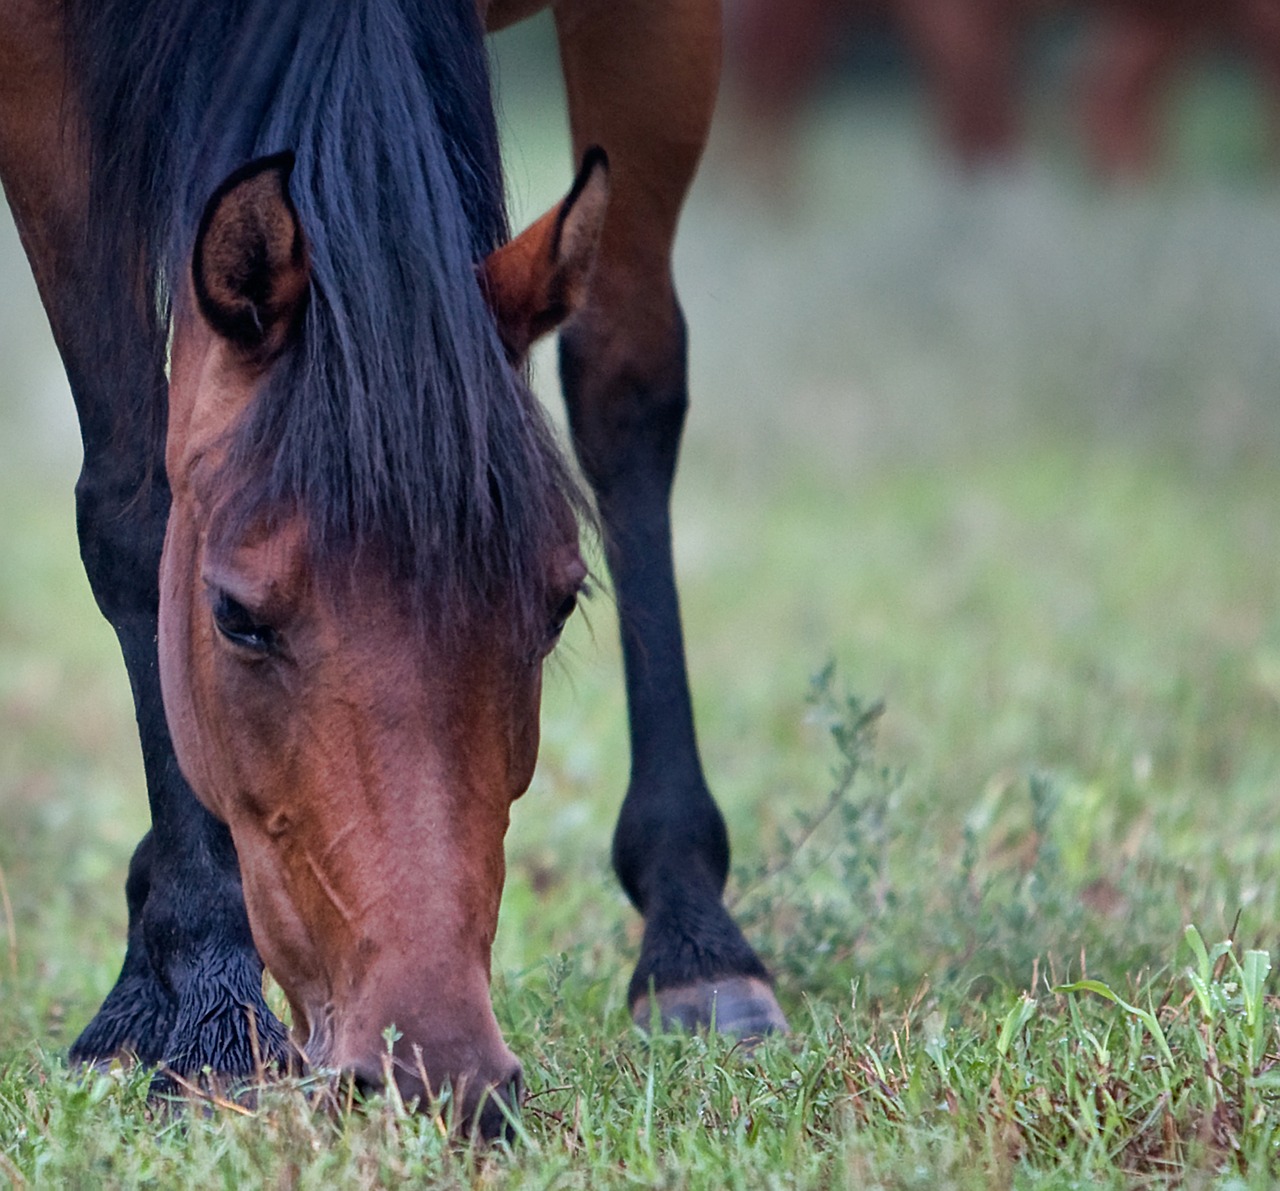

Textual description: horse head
[158,150,606,1134]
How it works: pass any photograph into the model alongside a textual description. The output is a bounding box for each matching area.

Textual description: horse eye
[212,592,278,655]
[548,591,579,640]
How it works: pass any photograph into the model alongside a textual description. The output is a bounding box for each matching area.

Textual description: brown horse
[729,0,1022,170]
[728,0,1280,176]
[0,0,784,1137]
[1079,0,1280,176]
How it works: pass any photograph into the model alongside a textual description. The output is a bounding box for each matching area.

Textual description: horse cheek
[157,512,223,822]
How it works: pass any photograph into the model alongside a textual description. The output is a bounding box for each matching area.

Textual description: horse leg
[552,0,787,1036]
[1076,5,1197,179]
[0,6,287,1079]
[726,0,852,169]
[893,0,1023,168]
[1235,0,1280,161]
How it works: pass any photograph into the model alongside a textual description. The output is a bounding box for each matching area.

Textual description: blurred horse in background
[1080,0,1280,176]
[727,0,1280,179]
[730,0,1021,171]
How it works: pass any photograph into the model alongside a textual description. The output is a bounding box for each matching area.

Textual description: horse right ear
[479,146,610,363]
[193,152,310,358]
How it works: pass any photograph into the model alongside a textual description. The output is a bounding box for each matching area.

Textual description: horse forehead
[203,506,309,586]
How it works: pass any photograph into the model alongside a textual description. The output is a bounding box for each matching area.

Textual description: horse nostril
[473,1063,524,1142]
[344,1061,385,1101]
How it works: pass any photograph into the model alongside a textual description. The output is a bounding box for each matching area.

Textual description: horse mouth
[328,1052,525,1139]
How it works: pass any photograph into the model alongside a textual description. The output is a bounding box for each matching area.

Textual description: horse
[0,0,786,1138]
[727,0,1280,178]
[729,0,1022,172]
[1078,0,1280,177]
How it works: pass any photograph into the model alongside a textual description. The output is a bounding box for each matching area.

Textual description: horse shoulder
[0,1,89,321]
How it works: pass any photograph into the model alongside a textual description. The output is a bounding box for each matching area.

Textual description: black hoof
[158,997,292,1088]
[632,975,789,1042]
[72,966,291,1089]
[69,974,175,1068]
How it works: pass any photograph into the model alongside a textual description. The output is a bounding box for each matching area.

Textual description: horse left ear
[480,146,610,363]
[193,152,310,358]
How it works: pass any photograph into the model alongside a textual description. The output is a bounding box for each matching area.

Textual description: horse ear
[193,152,310,357]
[480,146,610,362]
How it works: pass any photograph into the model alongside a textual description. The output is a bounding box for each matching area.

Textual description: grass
[3,28,1280,1189]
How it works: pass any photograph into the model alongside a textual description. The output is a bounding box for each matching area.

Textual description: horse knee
[73,461,167,626]
[558,302,689,500]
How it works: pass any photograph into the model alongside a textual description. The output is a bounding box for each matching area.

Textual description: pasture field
[3,24,1280,1188]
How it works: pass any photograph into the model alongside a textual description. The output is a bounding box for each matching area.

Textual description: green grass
[3,442,1278,1187]
[3,36,1280,1189]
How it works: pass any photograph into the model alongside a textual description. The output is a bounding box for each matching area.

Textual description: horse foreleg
[1235,0,1280,163]
[893,0,1024,168]
[552,0,787,1037]
[0,7,287,1081]
[1076,4,1197,179]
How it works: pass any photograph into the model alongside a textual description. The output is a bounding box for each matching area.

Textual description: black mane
[66,0,582,638]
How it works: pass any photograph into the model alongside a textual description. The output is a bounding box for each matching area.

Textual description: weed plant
[4,676,1280,1187]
